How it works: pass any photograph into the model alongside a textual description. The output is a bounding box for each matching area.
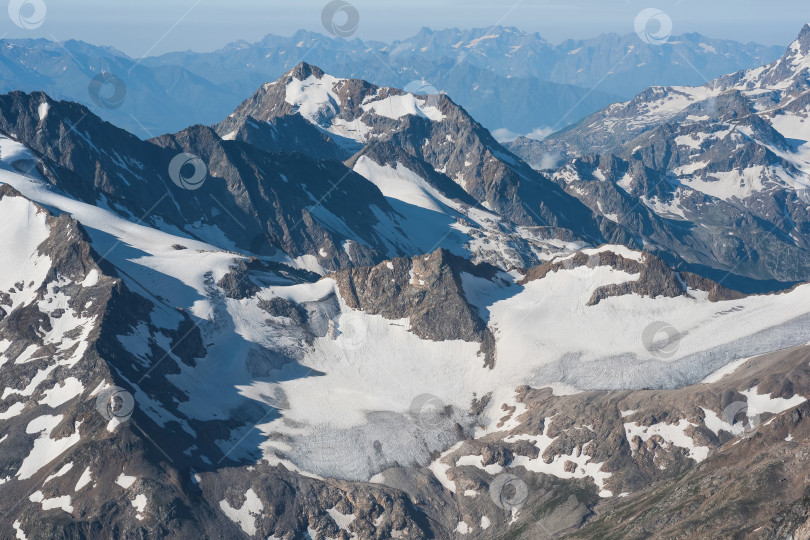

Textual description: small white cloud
[526,126,555,141]
[492,126,555,143]
[537,152,562,169]
[491,128,519,142]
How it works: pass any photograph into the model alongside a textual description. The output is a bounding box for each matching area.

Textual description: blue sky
[5,0,810,57]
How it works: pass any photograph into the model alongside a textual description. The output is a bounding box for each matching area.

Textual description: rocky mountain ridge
[507,24,810,287]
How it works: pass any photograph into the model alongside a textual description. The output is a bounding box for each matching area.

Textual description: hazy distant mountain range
[0,27,785,138]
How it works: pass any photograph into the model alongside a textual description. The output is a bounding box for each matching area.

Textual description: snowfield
[239,251,810,480]
[2,121,810,492]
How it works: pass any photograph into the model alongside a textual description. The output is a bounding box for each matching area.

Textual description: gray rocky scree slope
[439,343,810,539]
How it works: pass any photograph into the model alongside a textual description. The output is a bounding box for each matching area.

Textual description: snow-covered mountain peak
[283,64,444,132]
[794,23,810,55]
[210,62,608,269]
[218,62,450,152]
[782,22,810,70]
[287,60,326,81]
[283,68,343,128]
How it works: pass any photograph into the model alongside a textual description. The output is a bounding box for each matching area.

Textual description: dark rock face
[330,248,500,367]
[217,112,351,162]
[585,253,731,306]
[217,261,262,300]
[217,62,604,240]
[680,271,747,302]
[148,124,399,271]
[520,248,745,305]
[0,91,408,271]
[196,463,435,540]
[257,297,308,324]
[480,444,514,467]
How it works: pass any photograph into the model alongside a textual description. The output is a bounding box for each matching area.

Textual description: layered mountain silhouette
[0,27,785,138]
